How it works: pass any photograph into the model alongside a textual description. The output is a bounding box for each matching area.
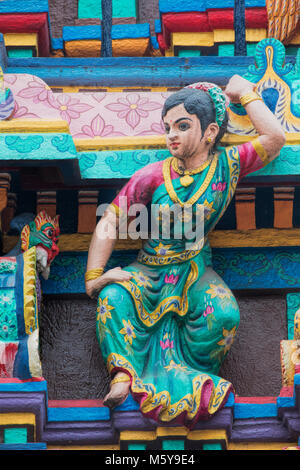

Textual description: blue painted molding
[159,0,266,13]
[5,56,262,87]
[0,380,48,393]
[48,406,110,422]
[63,24,150,42]
[41,246,300,295]
[0,0,49,13]
[0,443,47,450]
[51,37,63,51]
[233,403,277,419]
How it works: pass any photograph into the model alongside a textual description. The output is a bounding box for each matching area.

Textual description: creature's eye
[45,228,53,238]
[178,122,190,131]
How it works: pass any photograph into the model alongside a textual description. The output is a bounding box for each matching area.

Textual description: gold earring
[207,137,212,143]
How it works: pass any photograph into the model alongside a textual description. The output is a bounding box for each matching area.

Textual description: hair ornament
[185,82,228,127]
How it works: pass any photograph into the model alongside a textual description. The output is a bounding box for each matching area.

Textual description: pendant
[180,175,194,187]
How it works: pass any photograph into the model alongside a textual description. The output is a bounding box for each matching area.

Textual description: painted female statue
[85,75,285,427]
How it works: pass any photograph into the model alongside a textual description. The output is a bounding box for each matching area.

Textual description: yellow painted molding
[156,426,188,437]
[74,132,299,152]
[0,119,70,134]
[0,412,36,426]
[228,442,298,451]
[214,29,235,43]
[245,28,267,42]
[54,86,171,93]
[172,31,214,47]
[65,40,102,57]
[187,429,227,444]
[5,229,300,255]
[4,33,38,50]
[172,29,266,47]
[74,135,166,151]
[222,132,300,145]
[120,430,157,441]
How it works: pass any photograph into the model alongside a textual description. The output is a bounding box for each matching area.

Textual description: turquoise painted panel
[7,49,33,58]
[128,443,147,450]
[218,45,234,57]
[4,428,27,444]
[0,134,77,160]
[202,443,222,450]
[63,24,149,42]
[78,146,300,180]
[286,293,300,339]
[178,49,201,57]
[78,0,137,19]
[162,439,185,450]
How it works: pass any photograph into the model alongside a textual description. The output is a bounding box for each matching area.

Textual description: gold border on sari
[107,353,232,422]
[116,260,198,327]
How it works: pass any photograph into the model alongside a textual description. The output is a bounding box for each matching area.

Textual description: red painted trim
[0,13,50,56]
[279,386,294,397]
[235,396,277,404]
[0,377,45,383]
[160,7,268,49]
[48,399,105,408]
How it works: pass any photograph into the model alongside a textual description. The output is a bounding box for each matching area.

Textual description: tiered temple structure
[0,0,299,451]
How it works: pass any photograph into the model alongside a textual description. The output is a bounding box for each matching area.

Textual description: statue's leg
[96,282,143,408]
[183,266,240,377]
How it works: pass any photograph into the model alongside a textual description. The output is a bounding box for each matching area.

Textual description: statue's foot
[103,372,131,408]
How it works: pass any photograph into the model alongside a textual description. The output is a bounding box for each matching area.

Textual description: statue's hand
[224,74,256,103]
[85,267,132,299]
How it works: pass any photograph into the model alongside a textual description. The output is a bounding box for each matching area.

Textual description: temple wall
[39,294,287,400]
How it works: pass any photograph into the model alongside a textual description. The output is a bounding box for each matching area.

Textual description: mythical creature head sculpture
[20,210,60,279]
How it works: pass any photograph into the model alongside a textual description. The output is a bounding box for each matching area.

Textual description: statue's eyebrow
[175,117,193,123]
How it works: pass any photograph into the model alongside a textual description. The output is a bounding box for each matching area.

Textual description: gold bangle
[110,375,131,386]
[85,268,104,282]
[240,91,263,107]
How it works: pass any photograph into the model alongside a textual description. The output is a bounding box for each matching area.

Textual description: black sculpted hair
[162,88,228,147]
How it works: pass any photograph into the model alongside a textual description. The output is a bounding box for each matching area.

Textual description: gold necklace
[172,158,211,187]
[163,153,218,207]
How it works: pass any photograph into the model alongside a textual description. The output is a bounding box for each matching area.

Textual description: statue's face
[163,103,204,162]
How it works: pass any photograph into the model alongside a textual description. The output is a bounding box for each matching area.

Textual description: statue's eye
[179,122,190,131]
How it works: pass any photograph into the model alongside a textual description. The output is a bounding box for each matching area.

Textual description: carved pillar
[273,187,294,229]
[77,190,99,233]
[235,187,256,230]
[1,192,17,233]
[36,191,57,218]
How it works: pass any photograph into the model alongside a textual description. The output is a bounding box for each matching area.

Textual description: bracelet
[110,375,131,386]
[240,91,263,107]
[85,268,104,282]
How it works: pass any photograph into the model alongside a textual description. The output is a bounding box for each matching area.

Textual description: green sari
[96,141,266,426]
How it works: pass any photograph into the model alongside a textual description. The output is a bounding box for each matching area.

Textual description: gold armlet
[111,375,131,386]
[85,268,104,282]
[240,92,263,107]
